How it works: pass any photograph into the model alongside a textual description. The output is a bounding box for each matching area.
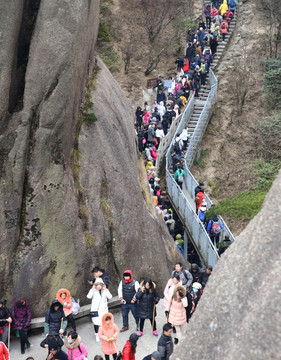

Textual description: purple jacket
[11,299,32,330]
[204,7,211,17]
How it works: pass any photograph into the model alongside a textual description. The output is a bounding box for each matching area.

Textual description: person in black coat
[135,107,143,127]
[157,323,173,360]
[201,265,213,289]
[44,300,67,336]
[46,337,68,360]
[185,42,196,63]
[190,264,203,283]
[0,301,12,345]
[135,279,160,337]
[161,115,170,135]
[89,266,110,288]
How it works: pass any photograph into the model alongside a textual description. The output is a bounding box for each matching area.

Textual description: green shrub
[258,113,281,160]
[261,55,281,109]
[98,18,111,45]
[206,159,281,221]
[86,113,98,123]
[206,189,267,221]
[194,149,208,168]
[251,158,281,190]
[101,49,121,72]
[85,231,96,246]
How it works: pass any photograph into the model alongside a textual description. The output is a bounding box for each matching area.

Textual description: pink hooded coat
[163,279,182,311]
[168,285,187,325]
[56,288,72,317]
[98,312,119,355]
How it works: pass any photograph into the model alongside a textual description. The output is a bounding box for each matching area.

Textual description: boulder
[173,171,281,359]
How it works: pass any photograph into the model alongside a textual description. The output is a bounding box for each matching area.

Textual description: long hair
[143,279,155,294]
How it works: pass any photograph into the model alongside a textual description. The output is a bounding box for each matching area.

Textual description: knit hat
[94,277,104,285]
[151,351,161,360]
[129,333,139,347]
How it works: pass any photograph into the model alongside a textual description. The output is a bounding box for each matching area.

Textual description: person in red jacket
[0,342,9,360]
[195,190,205,215]
[122,333,138,360]
[220,19,229,42]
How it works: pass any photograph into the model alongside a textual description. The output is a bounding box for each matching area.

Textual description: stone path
[9,299,188,360]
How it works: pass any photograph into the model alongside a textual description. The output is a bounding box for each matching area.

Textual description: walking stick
[8,322,11,351]
[152,303,156,334]
[60,317,64,339]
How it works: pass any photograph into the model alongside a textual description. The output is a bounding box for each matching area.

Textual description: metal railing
[185,69,217,168]
[162,3,238,266]
[165,67,235,267]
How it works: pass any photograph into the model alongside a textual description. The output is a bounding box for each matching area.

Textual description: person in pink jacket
[56,288,76,331]
[98,312,119,360]
[64,331,88,360]
[167,285,187,344]
[163,275,182,316]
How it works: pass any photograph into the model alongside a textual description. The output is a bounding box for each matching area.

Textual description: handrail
[164,10,238,266]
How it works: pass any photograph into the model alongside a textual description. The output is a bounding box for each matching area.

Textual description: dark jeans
[19,329,30,351]
[222,33,226,41]
[177,180,183,189]
[210,234,220,246]
[139,318,156,332]
[121,303,139,327]
[105,354,117,360]
[94,324,99,333]
[0,326,9,345]
[67,314,76,331]
[201,73,207,86]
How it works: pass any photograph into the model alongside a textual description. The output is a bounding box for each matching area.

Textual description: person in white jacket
[87,278,112,342]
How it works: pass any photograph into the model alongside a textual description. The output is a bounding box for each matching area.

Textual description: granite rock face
[173,171,281,359]
[0,1,184,315]
[79,58,183,293]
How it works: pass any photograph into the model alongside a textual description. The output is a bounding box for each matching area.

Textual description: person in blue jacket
[206,215,223,246]
[228,0,237,14]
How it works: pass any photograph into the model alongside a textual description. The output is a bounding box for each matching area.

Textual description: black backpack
[174,141,180,153]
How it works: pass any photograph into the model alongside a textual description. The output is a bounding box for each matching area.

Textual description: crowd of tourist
[0,1,236,359]
[0,263,213,360]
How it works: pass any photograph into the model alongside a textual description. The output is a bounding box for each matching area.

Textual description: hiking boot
[138,331,143,337]
[153,330,158,337]
[120,326,129,332]
[174,337,179,345]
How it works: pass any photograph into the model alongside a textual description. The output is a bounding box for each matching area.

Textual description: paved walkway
[9,300,188,360]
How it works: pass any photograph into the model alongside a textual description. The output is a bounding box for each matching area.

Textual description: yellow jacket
[219,0,228,16]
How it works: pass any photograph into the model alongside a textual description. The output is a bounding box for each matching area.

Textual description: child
[98,313,119,360]
[56,289,76,331]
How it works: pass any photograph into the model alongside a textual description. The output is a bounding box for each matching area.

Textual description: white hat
[192,282,202,290]
[95,277,104,285]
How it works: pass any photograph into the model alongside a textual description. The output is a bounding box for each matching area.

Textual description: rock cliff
[0,1,182,316]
